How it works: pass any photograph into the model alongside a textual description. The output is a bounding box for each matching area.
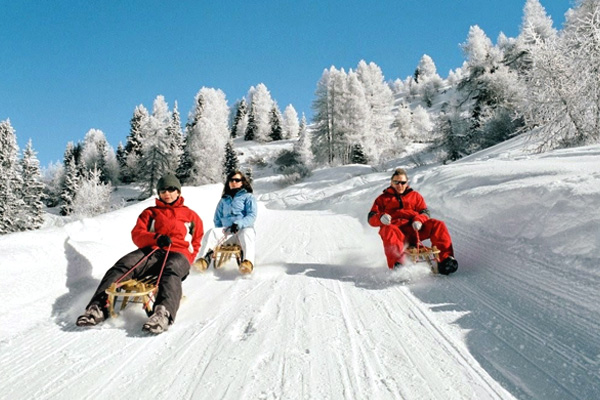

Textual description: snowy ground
[1,136,599,400]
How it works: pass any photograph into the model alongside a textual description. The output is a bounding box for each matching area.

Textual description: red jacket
[368,187,430,228]
[131,196,203,264]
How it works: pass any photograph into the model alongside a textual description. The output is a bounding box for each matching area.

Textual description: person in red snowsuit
[368,168,458,274]
[76,173,204,333]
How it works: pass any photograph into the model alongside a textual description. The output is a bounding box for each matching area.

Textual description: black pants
[88,247,190,322]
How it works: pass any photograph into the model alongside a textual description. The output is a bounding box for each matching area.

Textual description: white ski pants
[198,227,256,265]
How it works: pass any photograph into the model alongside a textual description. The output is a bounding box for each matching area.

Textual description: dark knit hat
[156,173,181,193]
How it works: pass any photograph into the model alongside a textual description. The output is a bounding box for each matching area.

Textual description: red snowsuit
[368,187,454,269]
[132,196,203,264]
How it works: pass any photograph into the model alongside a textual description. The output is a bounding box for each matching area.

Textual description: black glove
[229,223,239,234]
[157,235,172,248]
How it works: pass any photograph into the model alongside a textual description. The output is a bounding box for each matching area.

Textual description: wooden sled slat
[105,275,158,318]
[213,244,242,269]
[406,245,440,274]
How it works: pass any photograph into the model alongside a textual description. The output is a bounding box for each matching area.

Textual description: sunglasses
[229,178,243,183]
[159,187,178,193]
[391,180,408,185]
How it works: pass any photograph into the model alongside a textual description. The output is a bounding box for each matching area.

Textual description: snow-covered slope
[1,137,599,399]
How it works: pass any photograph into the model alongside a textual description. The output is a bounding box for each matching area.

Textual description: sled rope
[114,247,160,285]
[143,244,171,311]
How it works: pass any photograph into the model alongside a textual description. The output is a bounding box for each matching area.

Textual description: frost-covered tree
[523,0,600,150]
[507,0,557,72]
[166,101,184,173]
[414,55,444,107]
[182,87,230,184]
[42,161,63,208]
[80,129,118,184]
[412,105,435,142]
[282,104,300,139]
[294,114,313,168]
[20,140,45,230]
[356,60,395,163]
[340,70,371,164]
[312,68,335,164]
[312,67,354,165]
[121,104,149,182]
[60,142,80,215]
[72,166,112,217]
[436,104,472,162]
[392,102,414,142]
[454,25,524,156]
[269,103,284,141]
[0,119,25,233]
[138,96,175,197]
[223,141,239,178]
[244,84,273,142]
[230,99,248,138]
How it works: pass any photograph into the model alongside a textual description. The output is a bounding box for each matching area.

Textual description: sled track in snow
[433,218,600,399]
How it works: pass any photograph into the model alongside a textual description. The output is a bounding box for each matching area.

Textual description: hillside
[1,137,599,400]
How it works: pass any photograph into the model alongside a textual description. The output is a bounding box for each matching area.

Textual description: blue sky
[1,1,570,167]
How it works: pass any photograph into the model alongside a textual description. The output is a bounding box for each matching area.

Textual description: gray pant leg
[87,248,154,309]
[154,252,190,322]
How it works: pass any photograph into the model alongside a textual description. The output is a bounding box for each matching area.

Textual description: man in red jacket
[368,168,458,274]
[76,173,203,333]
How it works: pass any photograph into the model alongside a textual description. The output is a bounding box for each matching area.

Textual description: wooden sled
[406,245,441,274]
[105,275,158,318]
[213,244,242,269]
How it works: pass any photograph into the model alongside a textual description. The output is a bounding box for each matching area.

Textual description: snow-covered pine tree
[60,142,80,216]
[138,96,175,197]
[311,68,334,164]
[182,87,230,184]
[506,0,557,73]
[121,104,149,182]
[412,105,435,143]
[166,101,184,173]
[523,0,600,150]
[312,67,350,165]
[244,84,273,143]
[116,142,127,180]
[269,103,284,141]
[436,105,471,162]
[72,165,112,217]
[0,119,26,234]
[456,25,524,156]
[80,129,118,184]
[282,104,300,139]
[414,55,443,108]
[41,161,64,208]
[356,60,395,164]
[176,135,193,183]
[231,98,248,138]
[350,144,368,164]
[244,106,257,141]
[392,102,414,142]
[341,70,370,164]
[294,114,313,168]
[20,140,45,230]
[223,141,239,178]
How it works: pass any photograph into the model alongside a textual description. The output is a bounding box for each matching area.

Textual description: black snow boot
[438,256,458,275]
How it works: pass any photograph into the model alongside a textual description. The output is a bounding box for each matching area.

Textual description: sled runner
[405,245,440,273]
[213,243,242,269]
[105,275,157,318]
[104,246,172,318]
[405,230,440,274]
